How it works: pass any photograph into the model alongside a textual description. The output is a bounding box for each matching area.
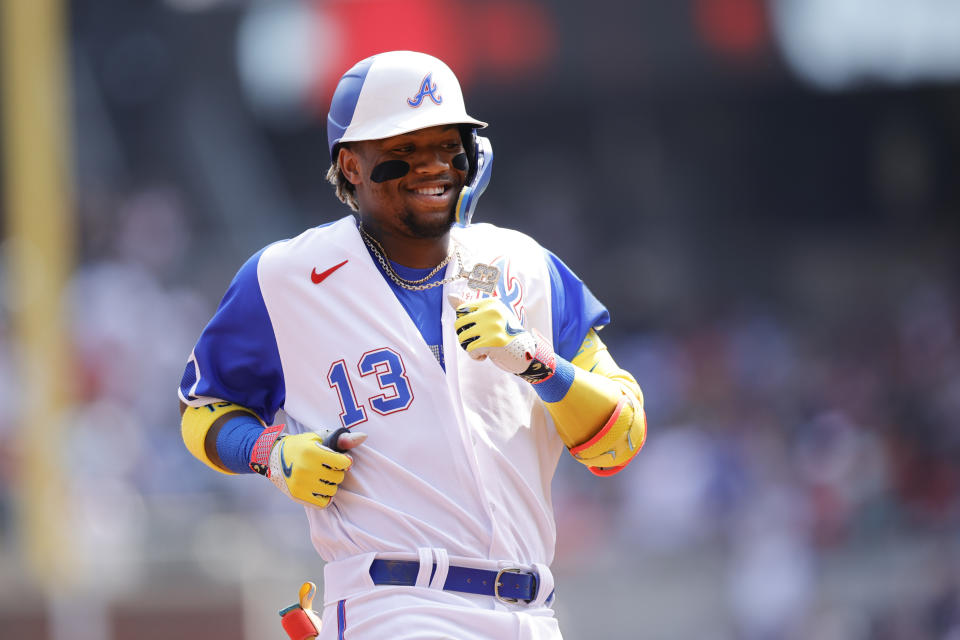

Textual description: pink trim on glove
[250,423,284,476]
[531,330,557,383]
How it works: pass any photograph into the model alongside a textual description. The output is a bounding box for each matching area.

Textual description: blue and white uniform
[179,215,607,639]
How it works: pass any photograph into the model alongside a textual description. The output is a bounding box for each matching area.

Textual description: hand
[452,297,556,383]
[267,430,366,508]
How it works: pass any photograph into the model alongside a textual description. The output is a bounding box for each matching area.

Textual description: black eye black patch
[370,160,410,183]
[452,153,468,171]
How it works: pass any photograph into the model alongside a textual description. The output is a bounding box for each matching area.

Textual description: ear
[338,146,363,186]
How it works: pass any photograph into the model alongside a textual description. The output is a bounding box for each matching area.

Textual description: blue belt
[368,559,549,604]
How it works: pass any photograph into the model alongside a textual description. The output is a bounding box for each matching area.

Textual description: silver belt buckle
[494,567,533,604]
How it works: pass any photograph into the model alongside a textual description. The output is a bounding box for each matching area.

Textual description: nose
[411,146,450,175]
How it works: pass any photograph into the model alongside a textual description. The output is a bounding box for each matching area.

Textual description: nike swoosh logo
[505,322,525,336]
[280,441,294,478]
[311,259,348,284]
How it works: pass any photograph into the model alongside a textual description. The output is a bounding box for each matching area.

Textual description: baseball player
[178,51,646,640]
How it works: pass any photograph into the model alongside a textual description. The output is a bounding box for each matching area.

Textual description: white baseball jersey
[180,215,608,568]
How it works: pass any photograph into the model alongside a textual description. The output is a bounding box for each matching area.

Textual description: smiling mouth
[412,185,449,196]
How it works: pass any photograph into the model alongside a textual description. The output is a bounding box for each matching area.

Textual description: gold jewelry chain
[359,225,465,291]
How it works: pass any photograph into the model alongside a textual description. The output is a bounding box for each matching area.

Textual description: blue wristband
[533,356,575,403]
[215,415,266,474]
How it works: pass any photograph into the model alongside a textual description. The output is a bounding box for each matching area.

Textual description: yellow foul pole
[0,0,75,585]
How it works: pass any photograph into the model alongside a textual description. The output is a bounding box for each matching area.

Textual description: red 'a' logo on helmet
[407,73,443,107]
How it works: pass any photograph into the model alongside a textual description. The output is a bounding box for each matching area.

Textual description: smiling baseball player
[178,51,646,640]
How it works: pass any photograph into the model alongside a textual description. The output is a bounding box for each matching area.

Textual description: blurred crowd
[555,277,960,638]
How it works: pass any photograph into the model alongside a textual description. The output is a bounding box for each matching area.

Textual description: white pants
[318,550,563,640]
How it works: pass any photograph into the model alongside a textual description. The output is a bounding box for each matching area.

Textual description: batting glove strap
[518,329,557,384]
[568,395,647,476]
[249,423,285,476]
[267,432,353,509]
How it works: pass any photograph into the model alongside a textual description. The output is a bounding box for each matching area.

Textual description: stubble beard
[400,206,456,239]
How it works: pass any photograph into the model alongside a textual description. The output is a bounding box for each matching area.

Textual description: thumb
[336,431,367,451]
[321,427,367,452]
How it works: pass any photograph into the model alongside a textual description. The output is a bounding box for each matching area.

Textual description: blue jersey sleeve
[178,248,286,424]
[545,249,610,361]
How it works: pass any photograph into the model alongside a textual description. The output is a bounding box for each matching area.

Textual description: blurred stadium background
[1,1,959,638]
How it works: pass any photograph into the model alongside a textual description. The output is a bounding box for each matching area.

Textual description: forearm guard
[542,330,647,475]
[180,400,264,474]
[568,393,646,476]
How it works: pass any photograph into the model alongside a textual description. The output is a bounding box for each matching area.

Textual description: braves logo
[407,73,442,107]
[492,257,526,326]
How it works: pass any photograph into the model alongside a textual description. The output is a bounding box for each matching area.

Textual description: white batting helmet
[327,50,486,161]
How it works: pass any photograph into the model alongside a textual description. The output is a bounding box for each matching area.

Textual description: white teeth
[415,186,445,196]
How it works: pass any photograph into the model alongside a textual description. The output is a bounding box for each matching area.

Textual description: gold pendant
[460,263,500,294]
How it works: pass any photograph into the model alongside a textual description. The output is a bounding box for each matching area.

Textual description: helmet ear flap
[454,132,493,227]
[459,125,479,184]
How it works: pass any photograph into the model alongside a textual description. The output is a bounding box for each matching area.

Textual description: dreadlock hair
[326,149,359,211]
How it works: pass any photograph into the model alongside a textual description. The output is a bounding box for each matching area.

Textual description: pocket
[321,552,379,606]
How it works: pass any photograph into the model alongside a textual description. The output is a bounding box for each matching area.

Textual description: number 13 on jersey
[327,347,414,428]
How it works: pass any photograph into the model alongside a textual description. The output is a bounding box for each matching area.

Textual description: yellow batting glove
[453,297,557,384]
[267,432,356,508]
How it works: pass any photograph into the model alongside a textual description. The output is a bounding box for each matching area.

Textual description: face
[339,125,467,239]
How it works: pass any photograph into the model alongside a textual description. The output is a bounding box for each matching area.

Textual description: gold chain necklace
[359,225,464,291]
